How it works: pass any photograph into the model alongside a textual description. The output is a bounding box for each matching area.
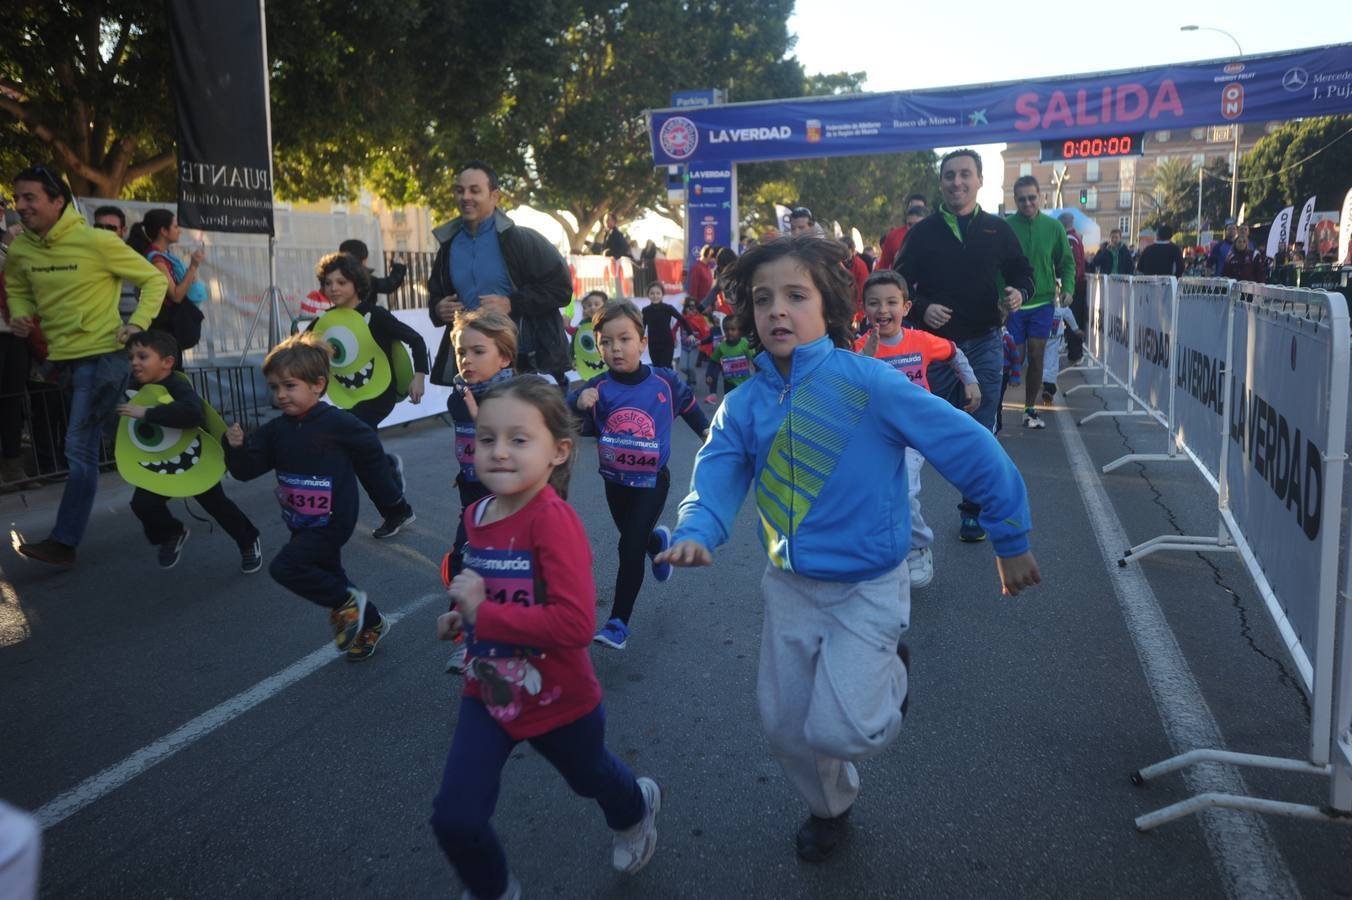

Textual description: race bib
[462,545,541,660]
[721,354,751,380]
[884,351,927,386]
[598,432,660,487]
[454,421,477,482]
[276,472,333,529]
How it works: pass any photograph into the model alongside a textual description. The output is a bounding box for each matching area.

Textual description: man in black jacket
[895,148,1034,543]
[426,161,572,386]
[1090,229,1135,275]
[1135,224,1184,277]
[339,238,407,306]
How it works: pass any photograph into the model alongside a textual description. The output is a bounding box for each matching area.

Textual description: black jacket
[1090,244,1135,275]
[1135,242,1183,277]
[361,261,407,306]
[894,209,1034,342]
[426,209,572,382]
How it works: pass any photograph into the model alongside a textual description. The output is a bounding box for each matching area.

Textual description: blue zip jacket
[673,335,1031,582]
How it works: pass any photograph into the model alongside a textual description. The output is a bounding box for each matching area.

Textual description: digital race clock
[1039,132,1146,162]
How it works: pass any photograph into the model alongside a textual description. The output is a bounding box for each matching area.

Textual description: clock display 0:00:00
[1064,135,1132,158]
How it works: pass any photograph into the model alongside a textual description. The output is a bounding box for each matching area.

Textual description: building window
[1208,125,1234,143]
[1118,216,1130,233]
[1019,162,1032,177]
[1191,127,1206,140]
[1155,130,1171,142]
[1193,153,1206,168]
[1155,155,1170,168]
[1087,188,1099,210]
[392,209,407,225]
[1086,159,1100,182]
[1119,192,1132,209]
[1119,157,1136,186]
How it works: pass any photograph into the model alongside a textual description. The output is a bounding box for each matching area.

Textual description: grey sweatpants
[757,563,910,818]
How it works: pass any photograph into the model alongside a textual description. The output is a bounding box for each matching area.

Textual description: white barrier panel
[1101,275,1132,383]
[1127,277,1174,418]
[381,309,457,428]
[1086,276,1105,364]
[1223,285,1348,732]
[1172,280,1233,485]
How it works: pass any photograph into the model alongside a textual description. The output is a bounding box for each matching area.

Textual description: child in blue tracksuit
[657,236,1042,862]
[224,332,414,661]
[568,301,709,651]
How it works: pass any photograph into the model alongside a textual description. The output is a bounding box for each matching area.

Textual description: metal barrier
[1071,274,1352,830]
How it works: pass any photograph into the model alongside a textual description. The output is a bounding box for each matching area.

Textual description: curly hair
[315,251,371,297]
[720,235,856,352]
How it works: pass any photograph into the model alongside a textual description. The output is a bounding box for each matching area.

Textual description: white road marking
[34,592,444,829]
[1055,405,1300,900]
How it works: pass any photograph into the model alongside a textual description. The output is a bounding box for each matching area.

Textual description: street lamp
[1181,25,1243,222]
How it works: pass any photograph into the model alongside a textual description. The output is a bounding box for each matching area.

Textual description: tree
[1240,115,1352,223]
[738,73,940,243]
[1144,156,1229,232]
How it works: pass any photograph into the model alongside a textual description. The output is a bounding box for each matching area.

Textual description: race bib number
[598,433,660,487]
[884,351,927,388]
[276,472,333,529]
[462,545,540,660]
[454,422,477,482]
[721,354,751,380]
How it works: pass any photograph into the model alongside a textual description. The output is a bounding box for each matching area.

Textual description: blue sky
[786,0,1352,206]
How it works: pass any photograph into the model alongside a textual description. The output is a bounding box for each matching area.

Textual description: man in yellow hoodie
[4,165,168,567]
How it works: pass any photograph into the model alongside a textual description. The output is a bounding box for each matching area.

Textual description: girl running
[444,309,519,674]
[568,301,709,650]
[657,236,1040,862]
[431,377,662,900]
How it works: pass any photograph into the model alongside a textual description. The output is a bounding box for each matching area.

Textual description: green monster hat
[115,375,227,498]
[572,320,606,378]
[311,307,392,407]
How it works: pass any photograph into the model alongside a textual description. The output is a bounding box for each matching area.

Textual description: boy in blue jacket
[657,237,1041,862]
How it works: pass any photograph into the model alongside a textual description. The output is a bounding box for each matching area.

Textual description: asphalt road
[2,367,1350,899]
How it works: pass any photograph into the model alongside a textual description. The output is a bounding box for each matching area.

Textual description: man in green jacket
[1005,175,1075,429]
[4,165,168,567]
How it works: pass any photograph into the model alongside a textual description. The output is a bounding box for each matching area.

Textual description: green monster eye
[325,325,359,366]
[129,419,183,453]
[580,332,596,353]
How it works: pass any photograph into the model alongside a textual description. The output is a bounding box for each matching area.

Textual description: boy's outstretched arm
[655,539,712,567]
[996,552,1041,596]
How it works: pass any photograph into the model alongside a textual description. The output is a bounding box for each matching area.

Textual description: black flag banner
[167,0,275,234]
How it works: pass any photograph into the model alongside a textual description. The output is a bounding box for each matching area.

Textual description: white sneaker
[612,776,662,874]
[1022,410,1046,429]
[906,546,934,590]
[445,643,468,674]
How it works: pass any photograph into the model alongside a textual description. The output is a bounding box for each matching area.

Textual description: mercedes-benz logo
[1282,67,1308,91]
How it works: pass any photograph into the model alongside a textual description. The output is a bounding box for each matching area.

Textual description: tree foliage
[1144,156,1230,232]
[1240,115,1352,223]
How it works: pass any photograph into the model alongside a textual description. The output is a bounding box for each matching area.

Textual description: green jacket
[1003,212,1075,310]
[4,205,167,360]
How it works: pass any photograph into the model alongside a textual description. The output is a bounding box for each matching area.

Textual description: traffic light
[1079,189,1088,206]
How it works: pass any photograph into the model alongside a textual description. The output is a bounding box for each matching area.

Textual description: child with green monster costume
[569,290,608,383]
[115,331,261,571]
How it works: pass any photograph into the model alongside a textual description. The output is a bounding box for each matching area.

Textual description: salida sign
[649,43,1352,165]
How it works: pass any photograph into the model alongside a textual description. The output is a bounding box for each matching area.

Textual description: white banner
[1339,187,1352,265]
[1100,275,1132,386]
[1128,277,1174,415]
[1294,195,1318,250]
[1173,280,1232,483]
[775,204,791,236]
[1266,206,1294,258]
[1085,276,1105,363]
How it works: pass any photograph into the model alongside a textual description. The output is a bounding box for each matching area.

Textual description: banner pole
[259,0,281,348]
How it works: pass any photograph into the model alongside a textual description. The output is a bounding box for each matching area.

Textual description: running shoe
[649,525,674,583]
[906,546,933,590]
[240,537,262,574]
[1023,410,1046,429]
[445,643,468,674]
[347,614,389,661]
[373,503,416,539]
[593,617,629,650]
[331,589,368,652]
[158,529,189,570]
[959,515,986,543]
[612,777,662,873]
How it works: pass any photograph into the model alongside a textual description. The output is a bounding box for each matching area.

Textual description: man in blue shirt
[426,161,572,387]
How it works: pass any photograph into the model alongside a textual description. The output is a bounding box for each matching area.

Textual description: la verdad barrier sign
[1074,274,1352,827]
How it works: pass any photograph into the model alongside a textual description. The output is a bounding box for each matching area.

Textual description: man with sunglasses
[1003,175,1074,429]
[91,205,141,322]
[3,166,167,567]
[788,206,819,237]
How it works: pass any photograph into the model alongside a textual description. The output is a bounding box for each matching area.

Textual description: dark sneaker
[347,614,389,661]
[330,589,368,652]
[593,617,629,650]
[16,538,76,568]
[158,529,189,570]
[612,776,662,873]
[649,525,674,583]
[240,537,262,574]
[372,504,415,539]
[389,453,406,496]
[959,515,986,543]
[795,808,851,862]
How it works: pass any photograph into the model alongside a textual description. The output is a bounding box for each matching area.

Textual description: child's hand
[408,372,425,404]
[437,610,465,641]
[962,383,981,413]
[996,552,1041,596]
[576,387,599,411]
[655,539,712,567]
[462,387,479,421]
[117,403,147,419]
[226,423,245,448]
[448,570,487,624]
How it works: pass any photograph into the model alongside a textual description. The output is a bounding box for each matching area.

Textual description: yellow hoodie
[2,205,168,360]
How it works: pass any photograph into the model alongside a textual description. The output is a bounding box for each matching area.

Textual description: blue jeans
[50,352,128,547]
[430,699,642,899]
[925,327,1004,516]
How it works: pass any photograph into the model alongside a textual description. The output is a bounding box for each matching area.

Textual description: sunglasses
[1015,195,1039,204]
[93,223,120,231]
[906,206,926,216]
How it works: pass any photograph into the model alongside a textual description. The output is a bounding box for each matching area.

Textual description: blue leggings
[430,698,643,899]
